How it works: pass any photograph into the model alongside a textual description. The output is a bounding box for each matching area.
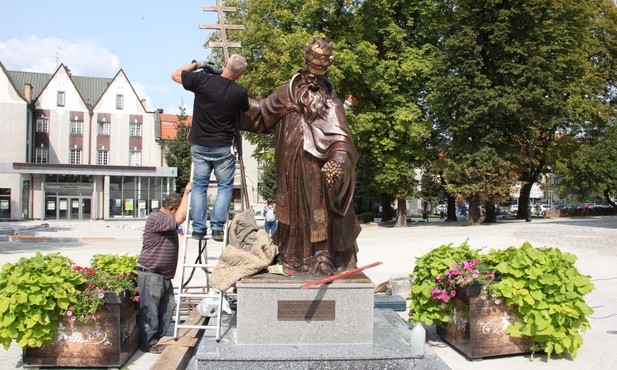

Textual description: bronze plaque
[277,300,335,321]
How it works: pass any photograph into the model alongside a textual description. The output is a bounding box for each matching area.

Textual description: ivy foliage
[487,243,595,359]
[409,242,595,359]
[0,253,82,349]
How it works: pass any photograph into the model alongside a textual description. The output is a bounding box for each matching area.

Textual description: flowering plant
[0,253,138,349]
[431,258,498,309]
[409,242,595,359]
[66,260,138,323]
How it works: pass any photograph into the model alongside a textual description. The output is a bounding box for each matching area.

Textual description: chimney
[23,84,33,102]
[141,99,147,110]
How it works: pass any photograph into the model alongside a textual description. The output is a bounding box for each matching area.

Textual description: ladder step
[175,324,220,330]
[177,292,221,299]
[182,263,218,268]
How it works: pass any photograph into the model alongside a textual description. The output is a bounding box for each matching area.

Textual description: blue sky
[0,0,223,114]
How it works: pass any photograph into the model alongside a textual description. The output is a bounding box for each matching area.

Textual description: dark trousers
[137,271,175,350]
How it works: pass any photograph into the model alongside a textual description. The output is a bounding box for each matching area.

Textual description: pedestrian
[263,199,277,236]
[171,54,249,242]
[136,182,191,354]
[422,201,430,222]
[240,37,360,275]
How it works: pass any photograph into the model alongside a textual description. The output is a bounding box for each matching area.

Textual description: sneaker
[212,230,224,242]
[192,231,206,240]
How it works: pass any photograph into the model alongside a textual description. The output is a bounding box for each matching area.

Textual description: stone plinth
[236,272,374,344]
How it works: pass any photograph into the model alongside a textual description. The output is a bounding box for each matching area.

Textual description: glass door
[81,198,91,220]
[70,198,80,220]
[58,198,69,219]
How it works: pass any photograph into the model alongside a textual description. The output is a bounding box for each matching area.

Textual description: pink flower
[70,316,76,321]
[494,299,501,304]
[450,290,456,297]
[66,311,72,317]
[98,292,105,299]
[133,296,140,303]
[480,295,487,300]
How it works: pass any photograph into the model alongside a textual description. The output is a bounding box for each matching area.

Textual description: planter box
[436,285,532,359]
[23,292,138,368]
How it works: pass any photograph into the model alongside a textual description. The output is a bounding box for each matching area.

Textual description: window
[98,150,109,165]
[130,151,141,166]
[116,94,124,110]
[57,91,65,107]
[70,149,82,164]
[129,122,142,137]
[36,118,49,133]
[70,120,83,134]
[98,121,110,135]
[35,147,48,163]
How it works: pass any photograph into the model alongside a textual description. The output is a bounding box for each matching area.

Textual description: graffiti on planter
[477,312,513,335]
[56,322,111,346]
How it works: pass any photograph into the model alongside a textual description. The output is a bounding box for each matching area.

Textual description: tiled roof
[160,113,192,140]
[72,75,112,109]
[6,70,52,101]
[6,65,112,110]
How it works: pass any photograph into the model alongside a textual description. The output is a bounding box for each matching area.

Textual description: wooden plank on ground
[150,309,208,370]
[157,337,198,347]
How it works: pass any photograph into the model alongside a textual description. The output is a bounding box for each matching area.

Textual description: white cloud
[0,35,119,77]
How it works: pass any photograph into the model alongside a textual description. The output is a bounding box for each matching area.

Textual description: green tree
[427,0,617,223]
[164,106,191,193]
[258,158,276,201]
[226,0,434,227]
[554,122,617,206]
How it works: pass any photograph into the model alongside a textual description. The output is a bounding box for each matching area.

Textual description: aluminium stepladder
[173,121,252,342]
[172,163,228,342]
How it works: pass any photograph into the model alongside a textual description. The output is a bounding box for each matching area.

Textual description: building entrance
[45,196,91,220]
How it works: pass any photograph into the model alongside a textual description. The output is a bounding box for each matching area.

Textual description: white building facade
[0,62,175,220]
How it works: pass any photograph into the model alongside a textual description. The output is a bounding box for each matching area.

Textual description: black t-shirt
[182,70,249,147]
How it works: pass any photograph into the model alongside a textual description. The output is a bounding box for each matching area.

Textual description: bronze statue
[240,37,361,275]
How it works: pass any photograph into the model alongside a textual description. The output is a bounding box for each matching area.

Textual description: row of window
[35,118,142,136]
[57,91,124,110]
[35,147,142,166]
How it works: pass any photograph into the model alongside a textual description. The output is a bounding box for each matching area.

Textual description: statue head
[304,37,333,76]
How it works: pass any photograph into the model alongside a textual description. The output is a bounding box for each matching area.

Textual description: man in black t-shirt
[171,54,249,242]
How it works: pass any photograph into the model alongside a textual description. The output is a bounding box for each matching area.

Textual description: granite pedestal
[236,272,374,344]
[189,272,450,369]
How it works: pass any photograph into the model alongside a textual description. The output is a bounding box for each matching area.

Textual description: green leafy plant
[67,254,138,323]
[0,253,82,349]
[0,253,138,349]
[358,211,375,223]
[409,242,480,325]
[486,243,594,359]
[409,242,595,359]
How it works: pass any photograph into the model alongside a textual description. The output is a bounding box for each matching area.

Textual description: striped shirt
[138,209,179,279]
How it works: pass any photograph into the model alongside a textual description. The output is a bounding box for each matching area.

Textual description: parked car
[539,204,551,213]
[509,204,519,214]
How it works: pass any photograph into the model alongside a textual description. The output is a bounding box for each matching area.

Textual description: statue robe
[240,74,361,274]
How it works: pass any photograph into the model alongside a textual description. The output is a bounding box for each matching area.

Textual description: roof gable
[5,63,115,111]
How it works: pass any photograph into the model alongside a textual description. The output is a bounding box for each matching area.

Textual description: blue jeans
[264,220,277,236]
[137,271,175,350]
[191,145,235,232]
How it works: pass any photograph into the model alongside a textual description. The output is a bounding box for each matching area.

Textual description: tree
[427,0,617,223]
[258,158,276,201]
[227,0,434,227]
[164,106,191,193]
[554,122,617,207]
